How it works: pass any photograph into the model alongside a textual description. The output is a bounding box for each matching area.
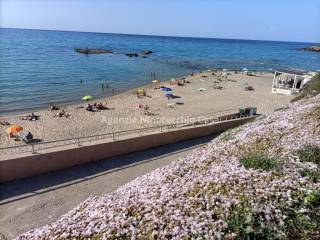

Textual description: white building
[272,70,312,95]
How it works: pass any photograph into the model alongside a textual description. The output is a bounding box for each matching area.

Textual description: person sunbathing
[86,104,94,112]
[55,109,70,118]
[23,113,39,121]
[96,102,106,110]
[177,80,184,86]
[0,120,10,126]
[23,132,34,143]
[49,104,60,111]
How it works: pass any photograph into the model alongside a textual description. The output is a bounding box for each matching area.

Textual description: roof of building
[275,69,307,76]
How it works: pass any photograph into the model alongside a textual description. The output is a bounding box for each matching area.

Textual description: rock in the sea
[75,48,114,54]
[125,53,139,57]
[142,50,153,55]
[302,46,320,52]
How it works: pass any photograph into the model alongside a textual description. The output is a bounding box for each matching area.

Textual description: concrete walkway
[0,135,214,239]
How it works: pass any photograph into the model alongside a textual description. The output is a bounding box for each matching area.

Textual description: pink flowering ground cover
[18,95,320,240]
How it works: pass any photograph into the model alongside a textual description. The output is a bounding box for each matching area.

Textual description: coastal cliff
[17,76,320,239]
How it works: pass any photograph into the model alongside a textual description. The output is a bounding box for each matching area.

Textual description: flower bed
[18,95,320,239]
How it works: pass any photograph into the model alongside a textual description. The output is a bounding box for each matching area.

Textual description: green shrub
[282,210,317,239]
[240,153,280,171]
[292,73,320,102]
[221,132,234,142]
[305,191,320,206]
[227,205,275,239]
[300,169,320,183]
[296,145,320,165]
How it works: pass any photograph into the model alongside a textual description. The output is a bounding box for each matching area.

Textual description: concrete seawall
[0,117,254,183]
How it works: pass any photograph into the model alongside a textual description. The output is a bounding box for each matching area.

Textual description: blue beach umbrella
[160,87,172,92]
[166,93,175,98]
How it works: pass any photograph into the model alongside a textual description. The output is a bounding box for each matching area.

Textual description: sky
[1,0,320,43]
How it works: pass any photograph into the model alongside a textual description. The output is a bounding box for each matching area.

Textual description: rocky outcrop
[75,48,114,54]
[142,50,153,55]
[302,45,320,52]
[75,48,154,57]
[125,53,139,57]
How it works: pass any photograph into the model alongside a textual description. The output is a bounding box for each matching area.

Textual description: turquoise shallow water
[0,28,319,114]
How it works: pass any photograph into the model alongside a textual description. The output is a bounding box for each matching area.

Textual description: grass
[300,169,320,183]
[292,73,320,102]
[305,191,320,206]
[220,130,234,142]
[227,203,276,240]
[296,145,320,165]
[240,152,281,171]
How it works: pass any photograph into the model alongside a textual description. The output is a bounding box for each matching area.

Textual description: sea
[0,28,319,115]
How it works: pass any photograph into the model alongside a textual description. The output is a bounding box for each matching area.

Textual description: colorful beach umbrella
[82,95,92,101]
[6,124,23,134]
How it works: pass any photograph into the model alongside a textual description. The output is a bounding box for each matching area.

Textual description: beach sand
[0,71,292,149]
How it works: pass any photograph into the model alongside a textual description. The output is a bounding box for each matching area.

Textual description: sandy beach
[0,71,292,149]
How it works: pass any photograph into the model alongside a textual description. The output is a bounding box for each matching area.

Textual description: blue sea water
[0,28,319,114]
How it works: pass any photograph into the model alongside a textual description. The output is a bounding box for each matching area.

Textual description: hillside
[18,94,320,239]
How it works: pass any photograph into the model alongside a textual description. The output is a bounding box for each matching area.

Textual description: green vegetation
[305,191,320,206]
[280,190,320,240]
[240,152,281,171]
[282,210,317,239]
[227,204,275,240]
[296,145,320,165]
[300,169,320,183]
[292,73,320,102]
[220,129,234,141]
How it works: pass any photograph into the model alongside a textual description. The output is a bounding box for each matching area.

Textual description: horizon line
[1,27,319,44]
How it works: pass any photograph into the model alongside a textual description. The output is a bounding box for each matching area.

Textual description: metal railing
[0,108,252,156]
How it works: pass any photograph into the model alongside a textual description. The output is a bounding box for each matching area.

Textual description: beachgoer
[86,104,93,112]
[50,104,59,111]
[26,113,37,121]
[25,132,33,141]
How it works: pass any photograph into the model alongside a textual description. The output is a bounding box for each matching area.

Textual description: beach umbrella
[82,95,92,101]
[166,93,175,98]
[6,124,23,134]
[137,89,145,92]
[152,80,160,83]
[160,87,172,92]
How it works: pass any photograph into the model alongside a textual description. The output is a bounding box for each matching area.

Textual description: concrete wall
[0,117,254,183]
